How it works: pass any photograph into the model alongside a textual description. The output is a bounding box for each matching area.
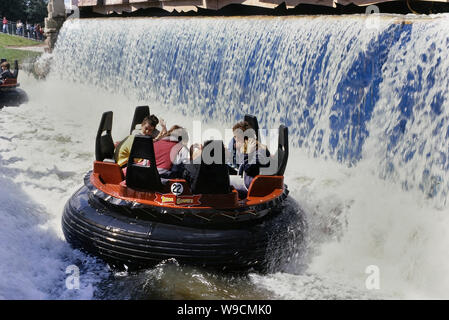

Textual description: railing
[1,21,45,42]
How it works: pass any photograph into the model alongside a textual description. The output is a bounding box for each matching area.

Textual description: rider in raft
[117,121,190,179]
[114,115,165,167]
[0,61,14,84]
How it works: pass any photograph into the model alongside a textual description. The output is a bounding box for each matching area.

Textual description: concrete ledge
[75,0,449,14]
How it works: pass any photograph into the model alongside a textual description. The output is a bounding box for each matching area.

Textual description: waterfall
[51,16,449,205]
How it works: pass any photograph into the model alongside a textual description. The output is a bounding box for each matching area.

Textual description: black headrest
[128,135,157,160]
[201,140,225,164]
[187,140,231,194]
[125,135,163,191]
[12,60,18,79]
[259,125,289,176]
[130,105,150,135]
[244,114,259,141]
[276,125,289,176]
[95,111,115,161]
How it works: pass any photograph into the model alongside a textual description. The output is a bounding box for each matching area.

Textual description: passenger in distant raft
[153,125,190,179]
[114,115,166,167]
[0,62,14,84]
[227,121,270,197]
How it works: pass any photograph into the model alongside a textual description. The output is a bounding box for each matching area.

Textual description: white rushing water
[1,15,449,299]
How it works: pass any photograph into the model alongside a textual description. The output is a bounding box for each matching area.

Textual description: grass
[0,33,42,47]
[0,33,43,64]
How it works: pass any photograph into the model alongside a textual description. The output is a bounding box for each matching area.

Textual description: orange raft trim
[91,160,285,210]
[0,78,19,89]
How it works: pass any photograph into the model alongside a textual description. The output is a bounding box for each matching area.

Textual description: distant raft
[0,60,28,108]
[62,106,303,271]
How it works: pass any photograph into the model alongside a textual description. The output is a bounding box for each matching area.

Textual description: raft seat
[247,175,284,198]
[260,125,289,176]
[93,161,124,185]
[126,135,163,192]
[95,111,115,162]
[188,140,232,195]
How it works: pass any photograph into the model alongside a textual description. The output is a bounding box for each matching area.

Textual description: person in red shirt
[121,124,189,179]
[2,17,8,34]
[153,125,190,178]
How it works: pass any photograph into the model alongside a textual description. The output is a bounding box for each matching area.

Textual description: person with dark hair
[226,120,270,197]
[114,115,166,167]
[133,114,161,137]
[37,25,44,41]
[227,121,255,167]
[0,62,14,84]
[121,124,190,179]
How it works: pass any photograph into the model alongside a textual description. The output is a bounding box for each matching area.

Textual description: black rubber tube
[62,185,303,271]
[0,88,28,107]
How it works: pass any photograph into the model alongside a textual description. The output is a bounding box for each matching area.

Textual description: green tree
[25,0,49,23]
[0,0,28,22]
[0,0,48,23]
